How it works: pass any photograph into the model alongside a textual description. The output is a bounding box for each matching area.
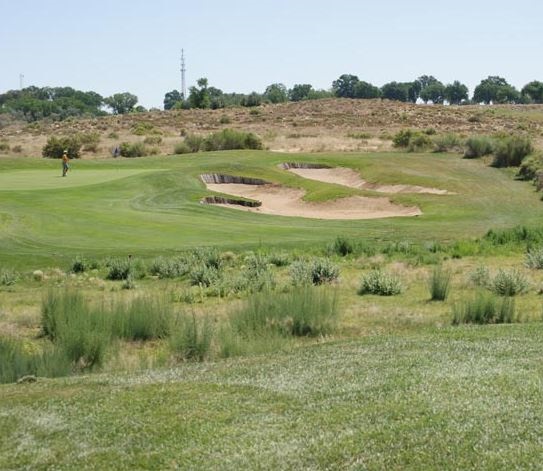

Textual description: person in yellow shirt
[62,150,70,177]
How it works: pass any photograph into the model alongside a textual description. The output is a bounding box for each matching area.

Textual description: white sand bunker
[200,174,421,220]
[281,163,450,195]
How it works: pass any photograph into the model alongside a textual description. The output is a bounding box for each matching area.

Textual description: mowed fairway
[1,150,542,268]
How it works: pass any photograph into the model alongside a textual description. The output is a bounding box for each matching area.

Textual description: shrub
[131,122,160,136]
[358,270,403,296]
[12,145,22,153]
[191,247,223,269]
[0,141,9,152]
[78,132,100,152]
[433,133,462,153]
[70,255,89,273]
[143,135,162,145]
[492,135,533,167]
[469,265,491,288]
[112,295,172,340]
[330,236,354,256]
[170,313,212,361]
[266,252,290,267]
[219,115,231,124]
[490,269,529,296]
[0,268,19,286]
[202,129,263,151]
[525,247,543,269]
[407,133,433,152]
[518,153,543,182]
[42,135,82,159]
[347,131,372,139]
[173,142,192,154]
[189,264,221,287]
[149,256,190,279]
[428,265,451,301]
[393,129,414,148]
[290,259,339,286]
[184,134,204,152]
[463,135,494,158]
[105,257,133,280]
[119,141,147,157]
[452,292,515,324]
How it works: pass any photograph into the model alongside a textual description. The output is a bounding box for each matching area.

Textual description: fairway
[1,150,543,268]
[0,168,157,191]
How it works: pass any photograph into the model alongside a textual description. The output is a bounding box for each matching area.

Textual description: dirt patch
[202,176,421,220]
[284,165,450,194]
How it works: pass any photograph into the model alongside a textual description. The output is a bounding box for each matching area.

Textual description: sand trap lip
[282,163,450,195]
[201,173,421,220]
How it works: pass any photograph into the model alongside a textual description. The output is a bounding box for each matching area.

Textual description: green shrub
[290,258,339,286]
[266,252,291,267]
[393,129,414,148]
[202,129,263,151]
[433,133,462,153]
[0,268,19,286]
[492,135,533,167]
[184,134,204,152]
[469,265,491,288]
[428,265,451,301]
[42,135,82,159]
[78,132,100,152]
[219,115,231,124]
[490,269,529,296]
[407,133,433,152]
[189,264,221,287]
[173,142,192,154]
[0,141,10,152]
[330,236,354,256]
[70,255,90,273]
[170,313,212,361]
[149,256,190,279]
[463,135,494,158]
[347,131,372,139]
[452,292,515,324]
[143,135,162,145]
[358,270,403,296]
[131,122,160,136]
[191,247,223,269]
[112,296,172,340]
[525,248,543,269]
[119,141,147,157]
[517,153,543,181]
[105,257,133,280]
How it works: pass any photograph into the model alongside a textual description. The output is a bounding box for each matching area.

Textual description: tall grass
[428,265,451,301]
[452,292,515,325]
[463,135,494,158]
[170,313,213,361]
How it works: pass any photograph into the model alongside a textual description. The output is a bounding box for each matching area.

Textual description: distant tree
[288,84,314,102]
[444,81,469,104]
[416,75,440,90]
[473,76,519,104]
[241,92,262,107]
[420,82,445,104]
[188,78,211,109]
[332,74,359,98]
[104,92,138,114]
[208,87,225,109]
[264,83,288,103]
[381,82,409,102]
[521,81,543,103]
[133,105,147,113]
[308,89,334,100]
[354,81,381,99]
[163,90,183,110]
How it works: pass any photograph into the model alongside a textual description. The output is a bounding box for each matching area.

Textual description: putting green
[0,169,157,191]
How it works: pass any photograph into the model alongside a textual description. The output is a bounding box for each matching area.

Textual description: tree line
[2,75,543,122]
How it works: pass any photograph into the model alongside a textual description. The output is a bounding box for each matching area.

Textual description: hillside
[1,99,543,158]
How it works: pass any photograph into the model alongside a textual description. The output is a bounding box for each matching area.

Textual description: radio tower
[180,49,186,99]
[19,74,24,90]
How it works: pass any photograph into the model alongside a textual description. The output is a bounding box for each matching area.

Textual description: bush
[143,136,162,145]
[70,255,90,273]
[463,135,494,158]
[219,115,231,124]
[266,252,291,267]
[330,236,354,256]
[490,269,529,296]
[105,257,133,280]
[469,265,491,288]
[433,133,462,153]
[78,132,100,152]
[131,122,160,136]
[42,135,82,159]
[518,153,543,182]
[0,268,19,286]
[525,248,543,269]
[184,134,205,152]
[12,145,22,153]
[428,265,451,301]
[149,256,190,279]
[290,258,339,286]
[173,142,192,154]
[189,264,221,287]
[492,135,533,167]
[170,313,212,361]
[119,141,147,158]
[452,292,515,324]
[202,129,263,151]
[0,141,9,152]
[392,129,432,152]
[358,270,403,296]
[392,129,414,148]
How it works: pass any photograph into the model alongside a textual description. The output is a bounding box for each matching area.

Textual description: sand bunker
[281,163,450,195]
[200,173,421,220]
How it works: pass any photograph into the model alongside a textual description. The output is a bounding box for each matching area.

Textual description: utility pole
[180,49,186,100]
[19,74,24,90]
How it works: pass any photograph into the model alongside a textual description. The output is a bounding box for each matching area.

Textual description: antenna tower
[19,74,24,89]
[180,49,186,99]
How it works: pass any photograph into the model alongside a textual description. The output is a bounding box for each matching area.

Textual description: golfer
[62,150,70,177]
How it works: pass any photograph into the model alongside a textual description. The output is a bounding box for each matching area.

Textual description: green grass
[2,324,543,469]
[1,150,543,270]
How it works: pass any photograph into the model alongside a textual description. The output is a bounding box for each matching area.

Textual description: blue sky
[1,0,542,108]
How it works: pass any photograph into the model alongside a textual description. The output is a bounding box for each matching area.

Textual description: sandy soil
[286,167,450,194]
[205,183,421,220]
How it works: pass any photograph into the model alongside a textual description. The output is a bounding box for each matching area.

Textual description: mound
[202,174,421,220]
[283,164,450,195]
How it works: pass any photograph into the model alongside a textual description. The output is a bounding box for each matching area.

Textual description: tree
[163,90,183,110]
[332,74,359,98]
[208,87,225,109]
[416,75,440,90]
[241,92,262,107]
[473,76,518,104]
[288,84,314,102]
[444,81,469,104]
[188,78,211,109]
[381,82,409,102]
[419,82,445,104]
[264,83,288,104]
[104,92,138,114]
[521,81,543,103]
[354,81,381,99]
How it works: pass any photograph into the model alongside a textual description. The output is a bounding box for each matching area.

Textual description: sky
[1,0,542,108]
